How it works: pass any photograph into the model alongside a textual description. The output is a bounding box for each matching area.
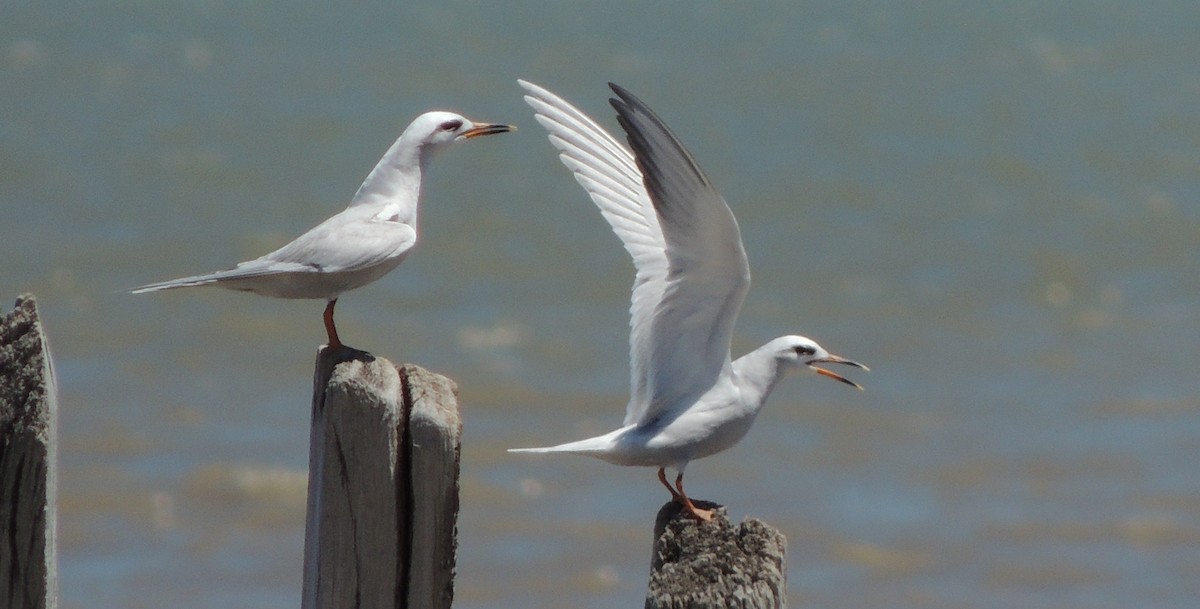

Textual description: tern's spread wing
[608,83,750,423]
[521,80,749,427]
[520,80,668,425]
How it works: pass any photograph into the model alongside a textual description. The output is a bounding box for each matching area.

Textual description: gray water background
[3,2,1199,608]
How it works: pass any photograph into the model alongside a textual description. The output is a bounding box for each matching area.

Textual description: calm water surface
[3,3,1199,608]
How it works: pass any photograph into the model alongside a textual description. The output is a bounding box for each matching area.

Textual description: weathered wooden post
[645,501,787,609]
[0,294,59,609]
[302,346,462,609]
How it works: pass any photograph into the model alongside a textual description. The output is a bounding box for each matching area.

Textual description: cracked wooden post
[301,346,461,609]
[0,294,59,609]
[646,502,787,609]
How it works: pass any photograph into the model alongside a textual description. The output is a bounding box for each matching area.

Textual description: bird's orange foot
[679,497,714,522]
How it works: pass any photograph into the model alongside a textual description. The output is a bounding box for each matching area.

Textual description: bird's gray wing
[260,207,416,272]
[608,83,750,425]
[520,80,668,425]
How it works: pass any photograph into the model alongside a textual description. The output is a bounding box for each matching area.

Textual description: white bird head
[403,111,515,153]
[347,110,513,210]
[773,335,868,390]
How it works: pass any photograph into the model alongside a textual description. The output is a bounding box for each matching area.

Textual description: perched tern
[510,80,867,521]
[132,111,513,349]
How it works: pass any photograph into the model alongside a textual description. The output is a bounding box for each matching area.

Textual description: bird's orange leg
[674,472,714,522]
[323,299,343,350]
[657,467,682,502]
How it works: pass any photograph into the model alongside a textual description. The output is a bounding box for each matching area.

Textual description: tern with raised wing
[132,111,513,349]
[510,80,866,521]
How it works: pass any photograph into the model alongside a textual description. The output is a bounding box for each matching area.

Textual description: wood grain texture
[401,365,460,609]
[302,347,460,609]
[0,294,58,609]
[646,501,786,609]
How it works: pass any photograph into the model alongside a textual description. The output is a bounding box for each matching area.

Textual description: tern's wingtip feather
[607,81,631,98]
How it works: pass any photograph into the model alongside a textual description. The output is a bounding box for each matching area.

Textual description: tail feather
[130,259,312,294]
[508,434,616,457]
[130,273,224,293]
[506,446,563,454]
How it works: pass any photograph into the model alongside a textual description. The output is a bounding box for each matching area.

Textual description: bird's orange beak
[460,122,516,139]
[808,354,869,390]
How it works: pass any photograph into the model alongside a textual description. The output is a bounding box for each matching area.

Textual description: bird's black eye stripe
[441,119,463,132]
[794,345,816,356]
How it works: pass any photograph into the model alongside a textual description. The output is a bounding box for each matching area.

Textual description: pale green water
[3,2,1199,608]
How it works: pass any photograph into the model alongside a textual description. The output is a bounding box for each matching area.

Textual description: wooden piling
[0,294,59,609]
[646,501,787,609]
[301,346,462,609]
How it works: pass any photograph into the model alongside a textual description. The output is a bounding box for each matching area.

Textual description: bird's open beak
[808,355,869,390]
[460,122,516,139]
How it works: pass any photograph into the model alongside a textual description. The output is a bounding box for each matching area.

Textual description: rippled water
[4,3,1199,608]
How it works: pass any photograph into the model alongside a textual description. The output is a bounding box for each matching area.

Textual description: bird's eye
[440,119,463,132]
[793,345,816,357]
